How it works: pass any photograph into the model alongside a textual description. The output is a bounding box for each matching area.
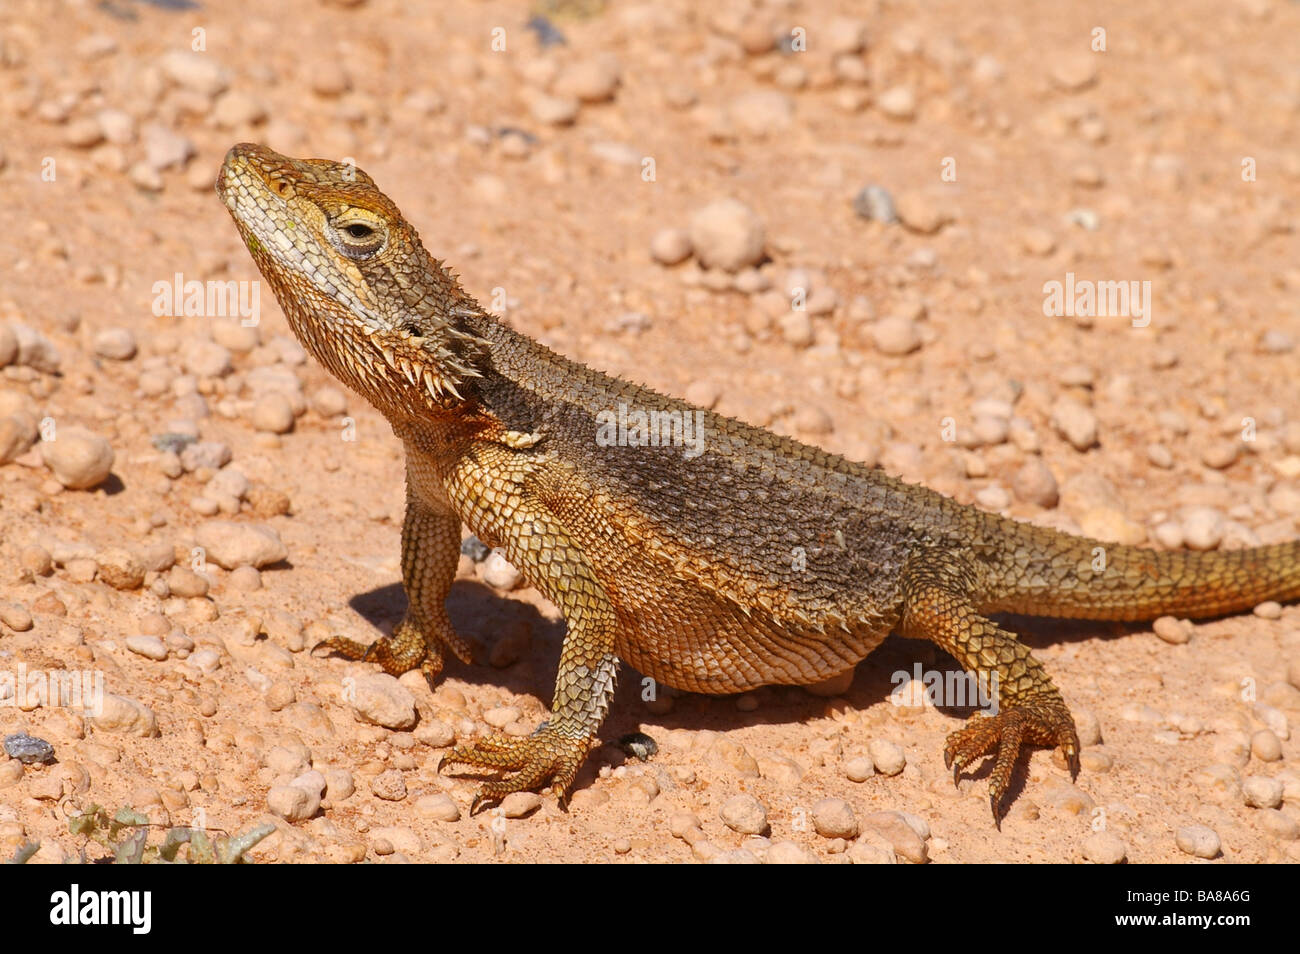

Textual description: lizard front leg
[439,496,619,810]
[900,552,1080,826]
[315,476,473,688]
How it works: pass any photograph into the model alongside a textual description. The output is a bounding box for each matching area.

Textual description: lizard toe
[440,726,591,811]
[943,701,1081,826]
[313,618,451,684]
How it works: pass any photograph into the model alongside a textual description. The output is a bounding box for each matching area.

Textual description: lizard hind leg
[900,555,1080,826]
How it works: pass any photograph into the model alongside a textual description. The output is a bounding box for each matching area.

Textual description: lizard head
[215,142,489,416]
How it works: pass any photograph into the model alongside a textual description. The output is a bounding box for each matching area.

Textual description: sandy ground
[1,0,1298,864]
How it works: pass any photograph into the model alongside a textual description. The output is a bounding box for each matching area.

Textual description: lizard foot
[943,702,1080,827]
[438,724,593,812]
[313,618,467,690]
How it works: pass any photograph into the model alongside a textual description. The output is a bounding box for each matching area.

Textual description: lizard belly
[608,570,898,693]
[567,521,900,693]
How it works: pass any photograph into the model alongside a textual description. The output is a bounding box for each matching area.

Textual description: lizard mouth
[214,143,256,207]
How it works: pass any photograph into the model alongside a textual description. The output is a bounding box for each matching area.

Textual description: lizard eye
[332,216,386,260]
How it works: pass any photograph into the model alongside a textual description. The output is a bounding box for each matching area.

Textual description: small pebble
[370,769,407,802]
[852,185,897,223]
[876,85,917,120]
[500,791,542,818]
[1050,398,1098,451]
[251,393,295,434]
[40,427,114,489]
[194,519,287,569]
[228,566,262,591]
[0,603,33,632]
[553,57,620,103]
[1153,616,1191,645]
[669,811,702,838]
[93,328,137,360]
[842,756,874,782]
[480,551,523,589]
[861,811,928,863]
[871,317,921,356]
[689,199,765,273]
[719,794,769,835]
[1146,444,1174,469]
[1242,775,1283,809]
[1011,458,1059,508]
[649,228,692,266]
[869,739,906,776]
[1201,443,1239,470]
[18,545,53,577]
[351,674,416,730]
[811,798,858,839]
[765,841,818,864]
[1250,729,1282,762]
[893,191,951,234]
[1174,824,1221,859]
[1254,601,1283,620]
[483,705,521,729]
[415,793,461,822]
[1081,830,1127,864]
[3,732,54,764]
[126,635,168,661]
[1181,507,1225,551]
[267,784,319,822]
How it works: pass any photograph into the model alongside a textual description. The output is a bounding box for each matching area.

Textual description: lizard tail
[982,525,1300,621]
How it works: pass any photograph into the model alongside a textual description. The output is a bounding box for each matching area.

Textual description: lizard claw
[440,725,592,809]
[313,618,463,690]
[943,702,1080,826]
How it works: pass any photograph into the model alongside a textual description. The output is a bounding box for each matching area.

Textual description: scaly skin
[216,143,1300,823]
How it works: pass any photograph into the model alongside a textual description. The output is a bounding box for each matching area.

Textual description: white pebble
[415,793,461,822]
[500,791,542,818]
[40,427,114,490]
[1050,398,1098,451]
[126,635,168,661]
[869,738,906,776]
[350,674,417,730]
[1181,507,1225,550]
[689,199,765,273]
[93,328,137,360]
[194,519,286,569]
[1242,775,1283,809]
[649,228,692,266]
[1081,831,1126,864]
[871,316,921,356]
[1153,616,1191,645]
[811,798,858,839]
[1175,825,1221,859]
[719,793,769,835]
[267,784,319,822]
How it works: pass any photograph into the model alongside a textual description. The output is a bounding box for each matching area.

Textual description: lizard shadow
[348,580,568,702]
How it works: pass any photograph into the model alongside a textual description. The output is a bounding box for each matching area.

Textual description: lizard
[215,142,1300,824]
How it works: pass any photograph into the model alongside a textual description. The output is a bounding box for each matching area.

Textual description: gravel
[719,793,769,835]
[811,798,859,838]
[3,733,54,764]
[1174,824,1221,859]
[350,674,417,730]
[689,199,766,272]
[194,519,286,569]
[40,427,114,489]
